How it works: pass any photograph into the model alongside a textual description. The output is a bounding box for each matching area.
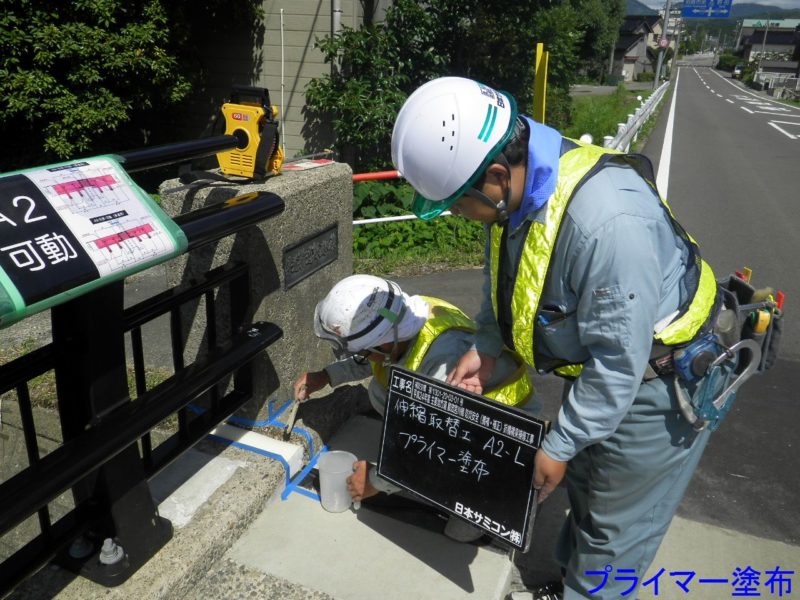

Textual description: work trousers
[555,376,712,600]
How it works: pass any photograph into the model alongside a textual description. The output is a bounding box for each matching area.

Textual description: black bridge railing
[0,146,284,593]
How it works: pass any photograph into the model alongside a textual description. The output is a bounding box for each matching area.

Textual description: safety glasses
[352,349,372,365]
[321,339,374,364]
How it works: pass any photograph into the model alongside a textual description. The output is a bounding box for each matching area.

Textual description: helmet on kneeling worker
[391,76,520,221]
[314,275,428,359]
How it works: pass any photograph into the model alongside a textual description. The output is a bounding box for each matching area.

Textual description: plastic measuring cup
[318,450,358,513]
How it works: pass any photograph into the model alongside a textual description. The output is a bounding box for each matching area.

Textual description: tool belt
[645,273,784,432]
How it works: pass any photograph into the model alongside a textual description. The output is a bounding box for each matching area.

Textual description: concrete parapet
[157,163,354,421]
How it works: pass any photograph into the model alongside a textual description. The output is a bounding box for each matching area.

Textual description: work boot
[505,581,564,600]
[443,516,485,543]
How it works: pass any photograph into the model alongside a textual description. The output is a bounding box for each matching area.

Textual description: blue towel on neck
[509,116,562,230]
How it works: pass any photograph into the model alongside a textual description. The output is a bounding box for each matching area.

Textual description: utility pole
[759,15,770,65]
[653,0,673,90]
[608,38,616,79]
[734,19,744,51]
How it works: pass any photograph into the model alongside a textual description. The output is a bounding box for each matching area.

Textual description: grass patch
[354,215,485,276]
[0,340,172,412]
[770,96,800,109]
[355,246,484,277]
[564,84,655,143]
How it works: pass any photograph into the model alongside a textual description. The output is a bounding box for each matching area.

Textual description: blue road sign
[682,0,733,19]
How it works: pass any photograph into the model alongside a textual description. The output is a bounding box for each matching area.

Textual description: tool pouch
[673,273,781,431]
[678,357,738,432]
[674,337,762,432]
[716,274,782,373]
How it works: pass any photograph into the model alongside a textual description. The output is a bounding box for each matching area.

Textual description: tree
[0,0,262,172]
[569,0,626,82]
[305,0,446,172]
[306,0,609,171]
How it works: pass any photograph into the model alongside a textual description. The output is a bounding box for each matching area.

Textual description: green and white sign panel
[0,155,188,328]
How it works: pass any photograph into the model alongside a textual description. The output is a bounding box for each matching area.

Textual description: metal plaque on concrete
[378,366,548,551]
[282,224,338,289]
[0,156,187,328]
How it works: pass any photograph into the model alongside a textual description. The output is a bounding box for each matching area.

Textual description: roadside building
[742,29,797,63]
[735,18,800,51]
[613,15,661,82]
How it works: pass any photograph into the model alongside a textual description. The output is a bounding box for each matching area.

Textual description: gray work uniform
[475,162,711,600]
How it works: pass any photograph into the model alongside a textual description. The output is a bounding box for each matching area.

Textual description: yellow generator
[217,85,284,179]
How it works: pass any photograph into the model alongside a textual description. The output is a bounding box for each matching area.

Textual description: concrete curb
[9,437,290,600]
[6,382,370,599]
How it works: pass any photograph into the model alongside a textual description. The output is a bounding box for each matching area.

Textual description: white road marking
[754,106,791,112]
[657,69,679,197]
[709,69,800,113]
[726,99,734,104]
[768,122,797,140]
[741,106,754,114]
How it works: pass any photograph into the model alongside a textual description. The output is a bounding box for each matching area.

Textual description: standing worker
[293,274,534,542]
[391,77,721,600]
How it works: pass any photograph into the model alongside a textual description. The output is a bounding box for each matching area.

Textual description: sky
[641,0,800,9]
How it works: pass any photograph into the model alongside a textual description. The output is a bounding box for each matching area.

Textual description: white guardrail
[601,80,671,152]
[353,81,671,227]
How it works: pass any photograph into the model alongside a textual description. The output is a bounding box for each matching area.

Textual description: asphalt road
[640,66,800,545]
[644,66,799,359]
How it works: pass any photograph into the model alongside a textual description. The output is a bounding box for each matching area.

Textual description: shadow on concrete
[354,506,482,593]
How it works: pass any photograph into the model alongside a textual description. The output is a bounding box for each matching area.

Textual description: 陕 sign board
[0,156,187,328]
[682,0,732,19]
[378,366,549,551]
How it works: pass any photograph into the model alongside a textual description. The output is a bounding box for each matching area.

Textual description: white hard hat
[391,76,518,220]
[314,275,407,355]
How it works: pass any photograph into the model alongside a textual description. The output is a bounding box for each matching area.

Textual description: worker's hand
[347,460,378,503]
[293,370,330,401]
[534,450,567,504]
[447,350,496,394]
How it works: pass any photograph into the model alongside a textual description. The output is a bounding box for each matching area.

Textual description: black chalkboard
[377,366,549,551]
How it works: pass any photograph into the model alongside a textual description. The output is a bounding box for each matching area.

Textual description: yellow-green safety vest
[489,140,717,377]
[372,296,533,406]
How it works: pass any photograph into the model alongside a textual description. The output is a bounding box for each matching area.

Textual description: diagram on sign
[25,159,177,275]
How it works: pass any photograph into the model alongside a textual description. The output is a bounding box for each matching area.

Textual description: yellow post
[533,43,549,124]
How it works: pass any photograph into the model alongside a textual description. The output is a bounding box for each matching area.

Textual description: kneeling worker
[293,274,534,541]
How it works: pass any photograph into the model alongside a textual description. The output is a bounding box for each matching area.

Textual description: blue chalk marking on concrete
[189,402,320,500]
[281,445,328,502]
